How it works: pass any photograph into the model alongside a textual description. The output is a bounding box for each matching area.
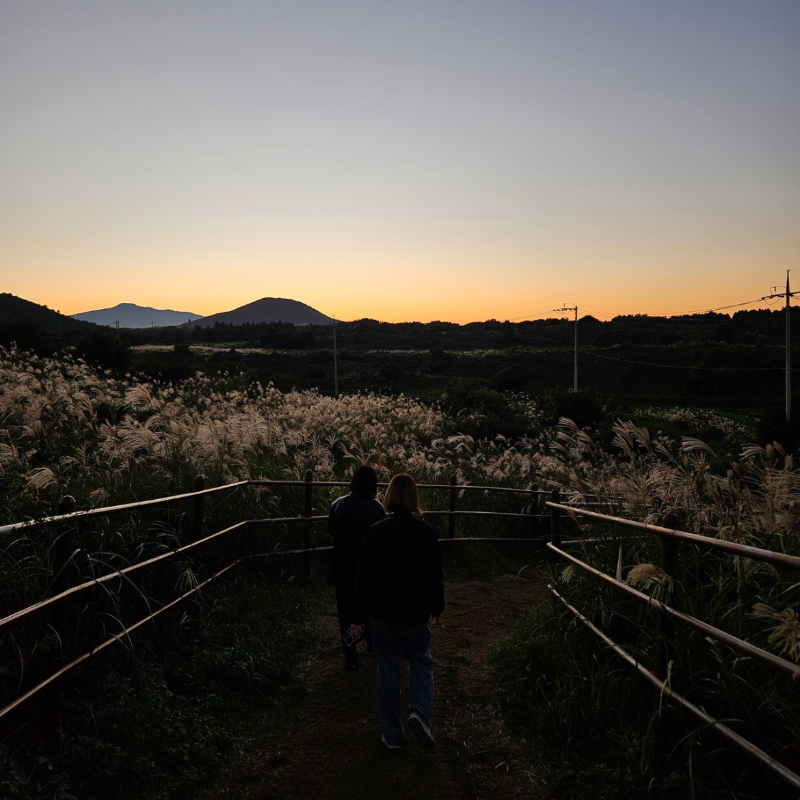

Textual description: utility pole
[554,305,578,391]
[787,272,791,423]
[333,317,339,397]
[762,272,797,423]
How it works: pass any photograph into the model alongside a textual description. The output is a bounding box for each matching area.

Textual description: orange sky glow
[2,2,798,325]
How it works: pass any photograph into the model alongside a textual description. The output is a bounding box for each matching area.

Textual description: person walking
[351,473,445,751]
[327,465,386,670]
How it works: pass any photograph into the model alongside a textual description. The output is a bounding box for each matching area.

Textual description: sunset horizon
[12,282,793,327]
[3,2,797,326]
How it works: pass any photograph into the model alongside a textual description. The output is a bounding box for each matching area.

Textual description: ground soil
[203,573,548,800]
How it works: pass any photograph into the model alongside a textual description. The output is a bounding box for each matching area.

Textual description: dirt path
[204,574,547,800]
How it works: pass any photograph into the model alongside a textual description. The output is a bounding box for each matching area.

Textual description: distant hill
[0,293,96,334]
[72,303,202,329]
[192,298,333,327]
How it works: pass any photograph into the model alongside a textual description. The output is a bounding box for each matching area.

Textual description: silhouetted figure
[352,473,445,750]
[327,465,385,669]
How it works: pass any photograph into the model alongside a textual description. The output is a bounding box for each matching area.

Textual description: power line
[657,297,766,316]
[506,309,563,321]
[587,297,767,318]
[512,296,769,323]
[583,350,787,372]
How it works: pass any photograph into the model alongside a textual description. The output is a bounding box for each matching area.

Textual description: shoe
[408,710,434,751]
[381,735,402,750]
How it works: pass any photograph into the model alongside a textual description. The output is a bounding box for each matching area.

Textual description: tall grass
[495,418,800,798]
[0,346,548,798]
[2,346,790,797]
[1,559,319,800]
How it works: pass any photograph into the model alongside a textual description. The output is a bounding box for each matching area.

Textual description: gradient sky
[1,1,799,323]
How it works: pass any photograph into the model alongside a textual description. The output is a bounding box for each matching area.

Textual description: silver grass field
[1,345,798,798]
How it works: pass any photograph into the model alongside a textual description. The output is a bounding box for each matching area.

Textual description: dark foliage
[757,407,800,451]
[77,330,132,371]
[378,361,406,382]
[539,387,612,429]
[0,319,56,356]
[1,566,314,800]
[442,381,530,439]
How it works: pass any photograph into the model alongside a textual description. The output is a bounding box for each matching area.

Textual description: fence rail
[0,478,604,537]
[0,473,546,724]
[549,586,800,792]
[547,502,800,571]
[7,478,795,791]
[546,493,800,791]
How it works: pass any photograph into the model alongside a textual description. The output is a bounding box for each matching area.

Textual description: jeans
[370,616,434,747]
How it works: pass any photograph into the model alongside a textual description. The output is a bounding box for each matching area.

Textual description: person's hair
[383,473,421,515]
[349,465,379,499]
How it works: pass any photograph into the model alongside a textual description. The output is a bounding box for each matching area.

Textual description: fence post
[550,488,561,547]
[192,475,205,542]
[530,483,539,536]
[657,512,680,679]
[44,495,77,739]
[51,495,77,641]
[304,469,313,573]
[655,511,680,767]
[448,474,457,540]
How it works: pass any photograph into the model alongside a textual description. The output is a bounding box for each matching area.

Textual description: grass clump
[494,544,800,798]
[495,601,655,799]
[1,561,320,800]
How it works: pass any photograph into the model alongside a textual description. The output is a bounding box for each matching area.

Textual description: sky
[1,1,799,323]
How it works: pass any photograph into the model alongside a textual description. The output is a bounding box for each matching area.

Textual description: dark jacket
[352,512,445,626]
[327,492,386,586]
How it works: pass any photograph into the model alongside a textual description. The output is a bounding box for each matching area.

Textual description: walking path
[204,573,547,800]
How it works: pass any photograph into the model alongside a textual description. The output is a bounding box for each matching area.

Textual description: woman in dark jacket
[327,465,386,669]
[351,473,444,750]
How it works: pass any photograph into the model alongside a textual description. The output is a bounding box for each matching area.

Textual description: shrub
[77,329,131,371]
[0,319,56,356]
[378,362,406,382]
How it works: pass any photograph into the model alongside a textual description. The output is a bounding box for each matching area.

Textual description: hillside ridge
[193,297,333,327]
[0,293,96,333]
[72,303,202,329]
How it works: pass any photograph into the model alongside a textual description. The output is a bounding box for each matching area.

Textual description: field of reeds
[0,345,546,799]
[1,344,796,798]
[0,344,550,616]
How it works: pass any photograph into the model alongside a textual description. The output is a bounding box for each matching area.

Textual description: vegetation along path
[202,573,547,800]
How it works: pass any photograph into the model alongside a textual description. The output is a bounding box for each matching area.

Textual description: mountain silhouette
[72,303,202,329]
[0,293,96,333]
[192,298,333,327]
